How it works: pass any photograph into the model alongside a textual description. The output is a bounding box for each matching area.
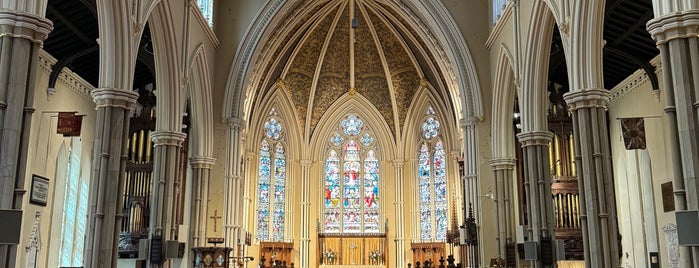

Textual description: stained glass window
[324,115,379,233]
[418,112,448,241]
[257,115,286,241]
[59,139,88,267]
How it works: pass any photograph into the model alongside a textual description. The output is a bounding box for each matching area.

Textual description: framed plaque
[29,175,49,207]
[661,182,675,212]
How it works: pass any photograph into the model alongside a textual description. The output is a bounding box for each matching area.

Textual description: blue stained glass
[364,150,380,232]
[273,143,286,241]
[330,133,344,146]
[360,133,375,146]
[265,118,283,140]
[256,140,271,240]
[434,140,447,240]
[325,150,341,232]
[422,117,440,140]
[341,115,363,136]
[343,140,361,233]
[418,143,432,240]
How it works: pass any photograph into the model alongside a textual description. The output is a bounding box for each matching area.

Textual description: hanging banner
[621,117,646,150]
[56,112,84,137]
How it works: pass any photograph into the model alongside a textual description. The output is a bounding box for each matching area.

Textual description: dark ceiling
[43,0,155,90]
[549,0,659,91]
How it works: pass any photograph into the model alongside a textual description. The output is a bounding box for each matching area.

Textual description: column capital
[300,159,313,167]
[227,117,246,129]
[151,131,187,146]
[488,158,517,170]
[459,116,480,127]
[0,10,52,43]
[190,156,216,169]
[91,88,139,110]
[563,89,609,111]
[392,159,405,167]
[516,131,553,147]
[647,9,699,45]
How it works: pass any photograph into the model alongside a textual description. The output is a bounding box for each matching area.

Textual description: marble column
[224,118,244,262]
[148,131,187,268]
[0,8,51,267]
[647,10,699,267]
[299,160,311,268]
[563,89,619,268]
[516,131,555,268]
[190,156,216,248]
[488,158,516,259]
[393,159,406,268]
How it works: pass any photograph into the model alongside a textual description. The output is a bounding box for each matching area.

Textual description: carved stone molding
[647,9,699,45]
[0,9,52,43]
[91,87,139,110]
[516,131,554,147]
[562,88,609,111]
[151,130,187,147]
[190,156,217,169]
[488,158,516,170]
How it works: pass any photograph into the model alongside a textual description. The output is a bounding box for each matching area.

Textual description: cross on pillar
[210,209,222,232]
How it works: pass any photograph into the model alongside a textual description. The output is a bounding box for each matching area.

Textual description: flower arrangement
[323,250,337,264]
[369,250,383,265]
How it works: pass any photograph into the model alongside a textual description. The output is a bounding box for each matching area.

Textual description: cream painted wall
[16,51,98,268]
[608,70,671,268]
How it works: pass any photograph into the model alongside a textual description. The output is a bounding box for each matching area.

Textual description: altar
[317,233,388,267]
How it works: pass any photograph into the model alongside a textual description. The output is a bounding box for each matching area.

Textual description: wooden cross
[210,209,222,232]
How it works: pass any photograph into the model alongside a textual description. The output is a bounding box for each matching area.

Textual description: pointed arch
[402,84,460,158]
[491,44,517,159]
[247,84,303,160]
[310,94,395,162]
[520,0,556,133]
[187,43,215,157]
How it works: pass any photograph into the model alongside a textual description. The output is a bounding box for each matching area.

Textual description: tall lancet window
[256,109,287,241]
[418,107,448,241]
[197,0,214,27]
[59,139,88,266]
[324,115,380,233]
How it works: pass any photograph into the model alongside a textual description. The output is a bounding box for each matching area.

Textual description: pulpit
[318,233,387,267]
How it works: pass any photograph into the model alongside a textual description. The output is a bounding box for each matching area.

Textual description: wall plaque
[662,182,675,212]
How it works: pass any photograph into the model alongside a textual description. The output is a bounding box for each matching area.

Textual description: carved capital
[300,159,313,167]
[0,10,52,43]
[190,156,217,169]
[151,131,187,147]
[227,117,246,130]
[647,10,699,45]
[516,131,553,147]
[91,88,139,111]
[488,158,516,170]
[392,159,405,168]
[563,88,609,111]
[459,116,480,127]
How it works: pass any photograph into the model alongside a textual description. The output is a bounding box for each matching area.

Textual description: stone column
[488,158,516,259]
[299,160,311,268]
[224,118,244,261]
[647,10,699,266]
[516,131,555,268]
[563,90,619,268]
[0,9,51,267]
[190,156,216,247]
[393,159,406,268]
[148,131,187,268]
[460,117,481,266]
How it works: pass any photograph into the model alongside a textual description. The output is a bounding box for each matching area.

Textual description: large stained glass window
[256,110,286,241]
[324,115,380,233]
[418,108,448,241]
[59,139,88,267]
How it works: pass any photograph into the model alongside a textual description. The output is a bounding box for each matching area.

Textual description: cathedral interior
[0,0,696,268]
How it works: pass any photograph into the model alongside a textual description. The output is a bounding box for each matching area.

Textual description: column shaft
[0,10,50,267]
[393,160,406,268]
[461,118,480,267]
[147,131,187,268]
[489,158,516,259]
[300,160,311,268]
[190,157,216,248]
[564,90,619,268]
[224,118,244,265]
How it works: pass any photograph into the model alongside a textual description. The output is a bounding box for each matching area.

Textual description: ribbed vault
[251,0,454,142]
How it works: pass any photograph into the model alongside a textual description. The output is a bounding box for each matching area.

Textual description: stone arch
[186,43,215,158]
[247,84,304,162]
[491,44,517,159]
[402,84,460,159]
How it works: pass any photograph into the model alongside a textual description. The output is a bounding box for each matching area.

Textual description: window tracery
[256,110,287,241]
[418,107,448,241]
[324,115,380,233]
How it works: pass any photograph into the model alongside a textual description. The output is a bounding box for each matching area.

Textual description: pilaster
[0,9,51,268]
[459,117,481,267]
[392,159,406,268]
[647,9,699,266]
[299,159,312,268]
[563,89,618,268]
[224,117,245,265]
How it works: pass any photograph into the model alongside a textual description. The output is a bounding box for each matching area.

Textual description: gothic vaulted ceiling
[252,0,454,140]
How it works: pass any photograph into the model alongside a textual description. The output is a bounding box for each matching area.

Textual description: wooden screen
[259,242,294,267]
[410,243,445,266]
